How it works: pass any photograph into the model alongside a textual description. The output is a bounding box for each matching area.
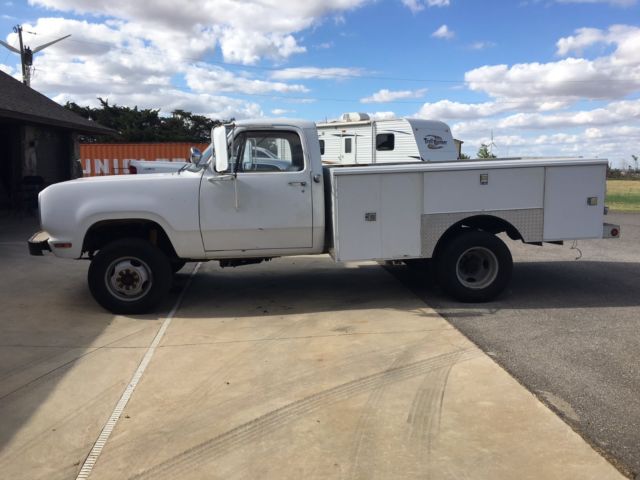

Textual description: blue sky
[1,0,639,165]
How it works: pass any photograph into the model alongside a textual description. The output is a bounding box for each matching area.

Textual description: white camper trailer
[316,113,462,164]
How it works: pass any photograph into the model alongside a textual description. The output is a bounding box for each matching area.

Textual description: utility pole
[0,24,70,87]
[16,25,26,84]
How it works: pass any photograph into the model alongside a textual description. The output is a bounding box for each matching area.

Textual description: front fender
[39,173,204,259]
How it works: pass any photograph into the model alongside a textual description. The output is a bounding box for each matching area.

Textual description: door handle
[288,181,307,187]
[208,175,235,183]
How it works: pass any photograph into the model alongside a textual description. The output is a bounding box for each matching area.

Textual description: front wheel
[88,238,172,314]
[435,230,512,303]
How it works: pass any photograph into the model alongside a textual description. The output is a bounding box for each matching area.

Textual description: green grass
[606,180,640,212]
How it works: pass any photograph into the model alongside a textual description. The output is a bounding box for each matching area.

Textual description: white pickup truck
[29,119,620,314]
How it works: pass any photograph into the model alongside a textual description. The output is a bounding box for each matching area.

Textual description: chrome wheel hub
[456,247,498,290]
[105,257,152,301]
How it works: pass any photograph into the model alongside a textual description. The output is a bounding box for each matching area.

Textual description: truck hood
[66,171,183,184]
[38,170,203,259]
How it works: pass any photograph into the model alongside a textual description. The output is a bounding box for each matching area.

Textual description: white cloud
[460,25,640,105]
[432,24,454,40]
[0,63,14,75]
[271,66,364,80]
[556,27,608,55]
[314,41,334,49]
[417,25,640,167]
[416,100,519,120]
[185,64,308,95]
[53,89,263,120]
[497,98,640,130]
[218,29,305,64]
[0,16,315,119]
[441,98,640,133]
[271,108,293,115]
[469,41,496,50]
[361,88,427,103]
[455,122,640,167]
[368,111,397,120]
[28,0,371,64]
[402,0,450,13]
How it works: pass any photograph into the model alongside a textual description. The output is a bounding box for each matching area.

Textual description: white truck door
[199,129,314,252]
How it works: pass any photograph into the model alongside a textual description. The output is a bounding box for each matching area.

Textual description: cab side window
[236,131,304,172]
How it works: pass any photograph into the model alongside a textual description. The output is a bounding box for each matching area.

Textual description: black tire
[88,238,172,314]
[435,230,512,303]
[171,260,186,273]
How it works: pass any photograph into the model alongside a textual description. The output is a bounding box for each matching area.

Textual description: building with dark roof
[0,70,113,213]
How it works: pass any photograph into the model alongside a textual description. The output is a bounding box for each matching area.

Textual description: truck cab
[199,119,326,257]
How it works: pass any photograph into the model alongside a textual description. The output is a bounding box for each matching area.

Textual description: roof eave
[0,108,116,136]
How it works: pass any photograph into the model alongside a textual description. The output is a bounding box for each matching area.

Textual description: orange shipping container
[80,143,208,176]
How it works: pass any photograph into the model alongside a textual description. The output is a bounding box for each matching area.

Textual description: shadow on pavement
[0,217,180,459]
[386,260,640,311]
[172,259,438,319]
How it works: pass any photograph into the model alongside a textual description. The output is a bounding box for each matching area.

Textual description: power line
[33,71,604,106]
[25,34,637,86]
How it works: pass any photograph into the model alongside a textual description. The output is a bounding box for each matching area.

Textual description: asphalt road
[386,212,640,478]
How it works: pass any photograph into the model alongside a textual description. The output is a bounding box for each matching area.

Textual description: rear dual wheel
[435,230,512,303]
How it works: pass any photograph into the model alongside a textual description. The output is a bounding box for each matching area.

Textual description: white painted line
[76,262,201,480]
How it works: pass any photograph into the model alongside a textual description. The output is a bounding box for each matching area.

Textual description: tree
[65,98,230,143]
[632,154,638,172]
[477,143,496,159]
[459,152,471,160]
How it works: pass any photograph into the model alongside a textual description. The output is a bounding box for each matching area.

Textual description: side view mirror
[189,147,202,165]
[213,126,229,172]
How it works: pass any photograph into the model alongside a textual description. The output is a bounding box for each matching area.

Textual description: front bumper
[28,231,51,256]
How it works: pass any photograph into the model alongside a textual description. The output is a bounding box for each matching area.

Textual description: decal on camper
[424,135,447,149]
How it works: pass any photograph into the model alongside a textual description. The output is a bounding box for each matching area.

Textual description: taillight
[128,165,138,174]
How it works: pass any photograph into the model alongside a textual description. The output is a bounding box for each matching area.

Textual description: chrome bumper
[28,231,51,256]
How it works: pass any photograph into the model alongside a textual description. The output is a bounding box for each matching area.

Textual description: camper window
[344,138,352,154]
[376,134,395,151]
[319,140,325,155]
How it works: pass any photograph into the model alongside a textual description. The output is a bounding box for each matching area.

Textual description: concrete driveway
[0,216,625,479]
[387,212,640,478]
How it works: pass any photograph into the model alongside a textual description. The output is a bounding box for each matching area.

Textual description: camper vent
[340,112,370,122]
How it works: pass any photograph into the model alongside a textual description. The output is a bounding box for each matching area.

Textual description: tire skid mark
[129,348,478,480]
[407,352,459,444]
[151,342,416,446]
[347,344,420,480]
[405,352,459,480]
